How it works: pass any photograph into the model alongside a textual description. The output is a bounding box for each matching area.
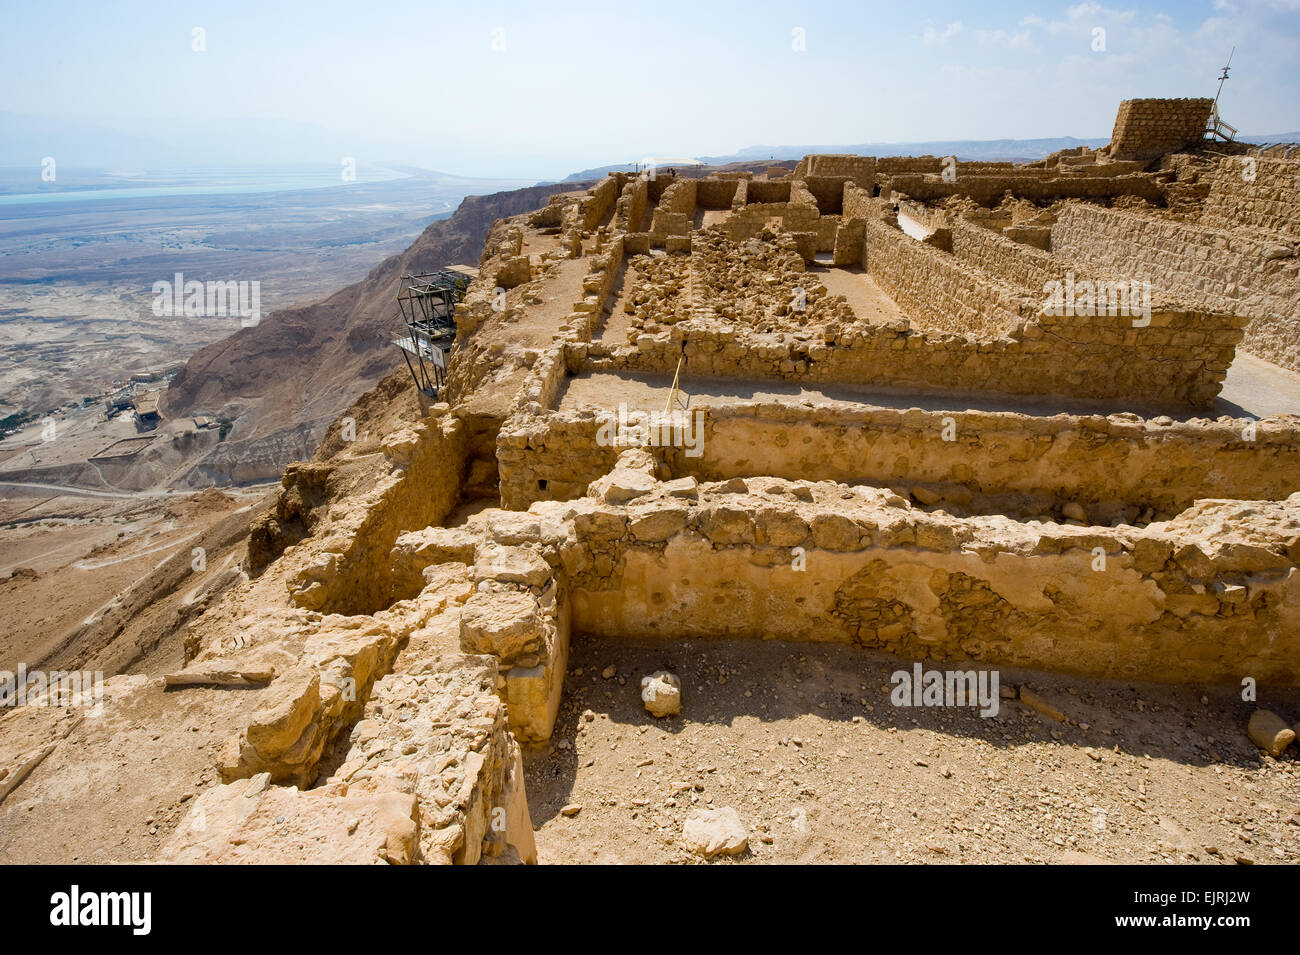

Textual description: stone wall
[843,180,876,220]
[497,399,1300,517]
[1201,156,1300,239]
[722,200,832,250]
[650,178,696,238]
[584,295,1240,409]
[946,216,1063,292]
[388,523,572,743]
[745,179,793,204]
[804,175,849,214]
[614,176,648,233]
[284,413,469,616]
[877,156,943,175]
[943,214,1227,317]
[163,562,537,864]
[793,154,875,188]
[884,172,1164,204]
[864,208,1242,406]
[696,177,740,209]
[1051,202,1300,372]
[1108,98,1213,162]
[158,408,542,863]
[552,454,1300,685]
[580,176,619,230]
[865,215,1032,337]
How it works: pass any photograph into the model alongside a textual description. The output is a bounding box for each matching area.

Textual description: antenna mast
[1213,46,1234,108]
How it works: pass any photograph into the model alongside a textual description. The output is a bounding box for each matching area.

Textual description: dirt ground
[0,677,270,864]
[0,488,255,670]
[808,264,910,326]
[556,353,1300,421]
[524,635,1300,864]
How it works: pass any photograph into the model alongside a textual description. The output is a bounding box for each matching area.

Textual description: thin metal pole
[1213,46,1234,108]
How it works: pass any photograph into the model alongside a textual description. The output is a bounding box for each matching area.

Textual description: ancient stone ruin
[6,98,1300,864]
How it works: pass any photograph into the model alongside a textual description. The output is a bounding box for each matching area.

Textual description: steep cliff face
[164,182,588,485]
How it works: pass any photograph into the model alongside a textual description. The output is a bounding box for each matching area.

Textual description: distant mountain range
[560,131,1300,182]
[9,109,1297,184]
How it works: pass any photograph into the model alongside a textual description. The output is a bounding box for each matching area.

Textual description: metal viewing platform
[393,266,477,398]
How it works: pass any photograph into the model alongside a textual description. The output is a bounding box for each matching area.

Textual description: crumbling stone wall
[284,414,468,616]
[497,399,1300,517]
[157,419,540,863]
[650,178,696,239]
[884,171,1164,204]
[1107,98,1213,162]
[559,177,1244,408]
[615,197,1236,407]
[581,176,619,230]
[721,180,828,248]
[944,214,1238,323]
[152,131,1300,864]
[585,297,1240,409]
[614,176,649,233]
[1051,203,1300,372]
[165,568,537,864]
[553,455,1300,684]
[498,409,622,509]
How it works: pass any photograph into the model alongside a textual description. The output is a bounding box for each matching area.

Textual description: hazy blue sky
[2,0,1298,178]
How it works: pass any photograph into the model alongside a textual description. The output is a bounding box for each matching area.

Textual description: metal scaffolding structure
[392,267,475,398]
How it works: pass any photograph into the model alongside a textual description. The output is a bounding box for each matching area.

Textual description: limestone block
[641,671,682,717]
[663,477,699,499]
[165,777,420,864]
[1247,710,1295,756]
[381,428,422,466]
[570,503,628,541]
[588,466,657,505]
[392,526,477,571]
[697,503,757,545]
[486,511,544,545]
[628,504,689,542]
[683,806,748,858]
[475,544,553,587]
[756,505,810,547]
[810,513,863,550]
[503,602,569,741]
[460,590,543,659]
[217,666,330,786]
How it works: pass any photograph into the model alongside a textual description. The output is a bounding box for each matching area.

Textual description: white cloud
[920,19,965,46]
[975,28,1034,48]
